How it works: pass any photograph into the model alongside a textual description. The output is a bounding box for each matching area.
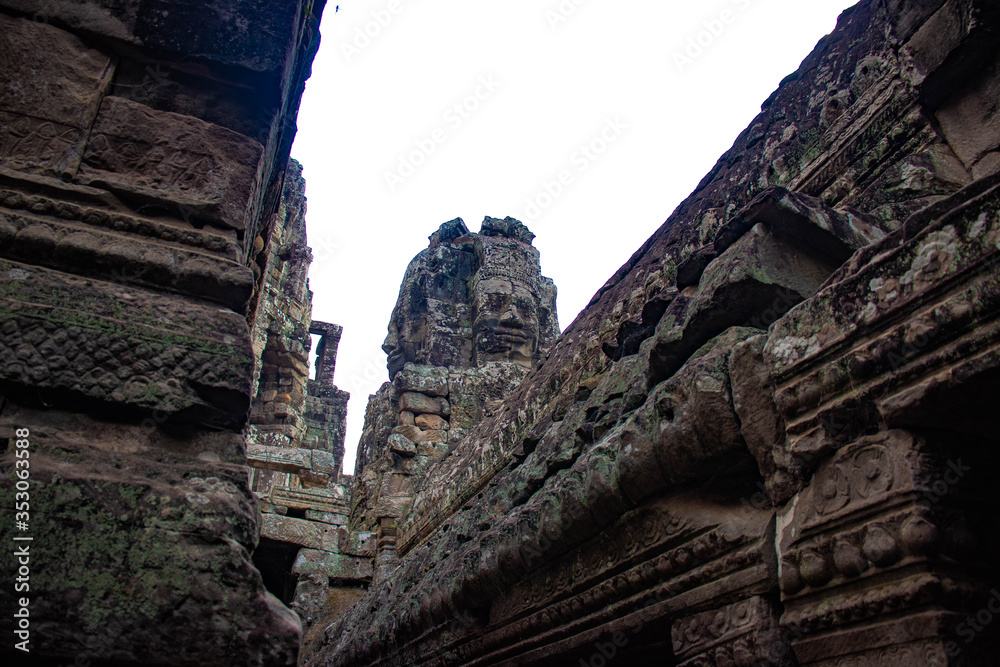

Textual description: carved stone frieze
[672,596,792,667]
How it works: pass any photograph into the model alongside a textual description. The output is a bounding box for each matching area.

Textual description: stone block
[338,530,377,558]
[730,334,800,505]
[414,430,447,445]
[78,96,264,231]
[247,445,311,474]
[394,364,449,396]
[415,413,449,430]
[0,259,253,429]
[388,433,416,457]
[672,597,790,667]
[305,510,348,526]
[399,391,451,416]
[260,514,339,552]
[271,485,347,513]
[0,0,305,75]
[936,54,1000,170]
[392,425,422,441]
[447,363,527,429]
[0,404,300,665]
[0,205,254,311]
[391,425,445,445]
[292,549,373,583]
[311,449,338,475]
[0,14,113,177]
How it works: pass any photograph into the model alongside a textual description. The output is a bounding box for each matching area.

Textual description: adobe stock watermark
[384,75,501,192]
[545,0,593,31]
[12,428,32,654]
[309,232,344,267]
[344,353,389,396]
[521,116,627,223]
[949,589,1000,658]
[341,0,417,63]
[672,0,753,74]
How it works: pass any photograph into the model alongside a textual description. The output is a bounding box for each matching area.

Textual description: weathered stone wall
[242,158,362,639]
[303,1,1000,665]
[249,159,315,502]
[0,1,327,665]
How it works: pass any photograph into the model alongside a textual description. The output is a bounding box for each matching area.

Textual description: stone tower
[304,2,1000,665]
[352,216,559,580]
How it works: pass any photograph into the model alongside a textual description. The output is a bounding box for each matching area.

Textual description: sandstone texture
[0,0,325,665]
[243,160,361,637]
[301,2,1000,666]
[348,217,560,589]
[4,0,1000,665]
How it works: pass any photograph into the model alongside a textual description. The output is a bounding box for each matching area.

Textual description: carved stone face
[382,322,410,381]
[382,228,476,380]
[472,282,539,368]
[382,217,558,380]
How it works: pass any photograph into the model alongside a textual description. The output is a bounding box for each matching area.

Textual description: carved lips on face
[382,329,407,380]
[473,293,539,367]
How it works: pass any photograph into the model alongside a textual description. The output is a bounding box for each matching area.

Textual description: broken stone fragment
[388,433,417,457]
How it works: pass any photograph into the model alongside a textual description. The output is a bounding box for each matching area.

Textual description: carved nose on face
[382,330,398,355]
[500,309,524,328]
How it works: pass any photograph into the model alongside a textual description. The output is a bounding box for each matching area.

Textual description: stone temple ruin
[2,0,1000,666]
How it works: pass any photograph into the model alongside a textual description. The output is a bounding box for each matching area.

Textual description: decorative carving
[78,96,264,232]
[0,113,83,176]
[766,177,1000,460]
[0,258,252,427]
[673,597,793,667]
[381,216,558,379]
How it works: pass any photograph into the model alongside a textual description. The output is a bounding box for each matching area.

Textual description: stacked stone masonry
[351,216,560,586]
[244,159,359,636]
[302,2,1000,666]
[3,1,1000,666]
[0,1,328,665]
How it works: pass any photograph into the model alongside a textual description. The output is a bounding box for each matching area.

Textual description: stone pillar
[311,320,343,394]
[778,430,995,665]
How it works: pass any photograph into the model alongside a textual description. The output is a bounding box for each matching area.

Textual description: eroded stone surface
[381,216,558,380]
[0,13,112,177]
[304,2,1000,666]
[0,1,323,664]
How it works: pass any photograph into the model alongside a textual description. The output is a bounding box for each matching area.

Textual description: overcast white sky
[290,0,859,473]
